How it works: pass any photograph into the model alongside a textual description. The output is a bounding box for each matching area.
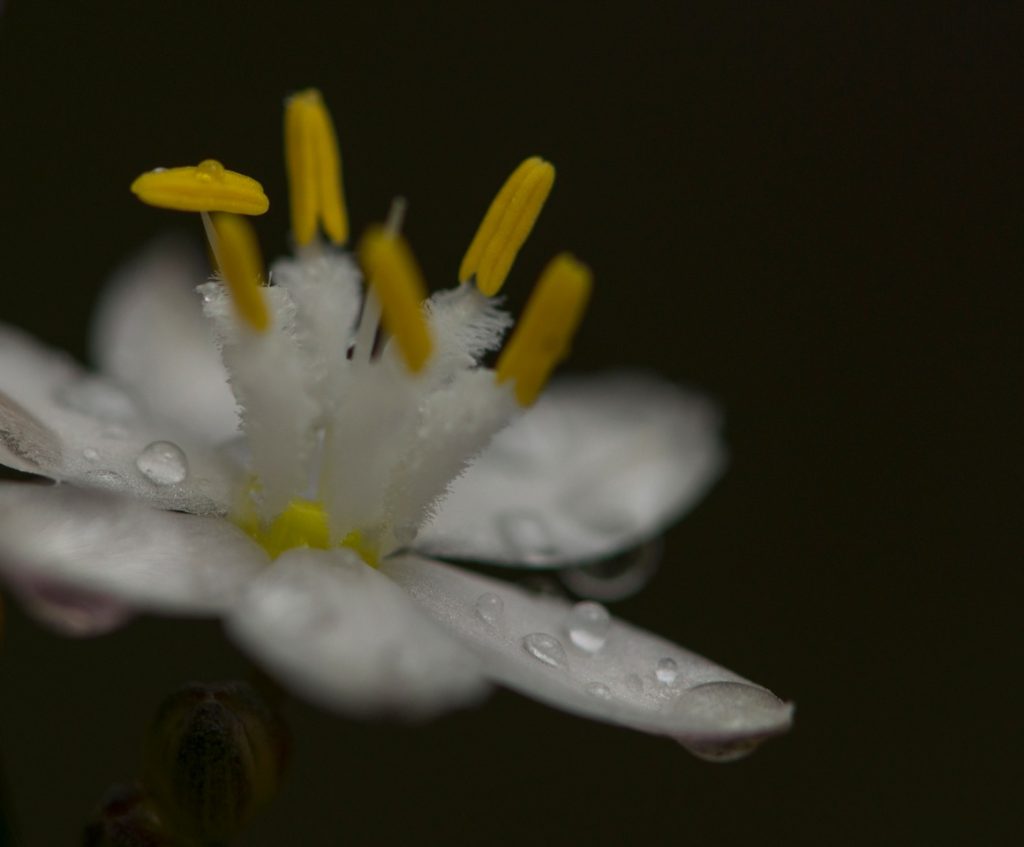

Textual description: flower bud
[142,681,288,843]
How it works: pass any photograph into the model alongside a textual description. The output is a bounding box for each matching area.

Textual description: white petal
[0,483,266,615]
[2,568,135,636]
[90,238,240,443]
[0,322,239,515]
[384,554,792,748]
[415,373,727,567]
[226,548,491,720]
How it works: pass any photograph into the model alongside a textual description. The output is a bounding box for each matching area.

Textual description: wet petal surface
[0,483,265,616]
[0,322,238,514]
[384,554,792,747]
[227,548,491,720]
[416,373,726,567]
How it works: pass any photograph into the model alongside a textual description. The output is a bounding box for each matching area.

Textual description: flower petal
[90,238,240,443]
[415,373,726,567]
[384,554,792,749]
[226,548,491,720]
[0,322,238,515]
[2,569,135,636]
[0,483,265,616]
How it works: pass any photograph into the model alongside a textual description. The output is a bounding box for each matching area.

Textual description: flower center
[130,88,592,564]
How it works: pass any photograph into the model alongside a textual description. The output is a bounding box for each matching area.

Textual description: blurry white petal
[227,548,490,720]
[384,554,792,747]
[0,322,239,515]
[416,373,726,567]
[0,483,265,615]
[91,238,240,443]
[2,569,135,636]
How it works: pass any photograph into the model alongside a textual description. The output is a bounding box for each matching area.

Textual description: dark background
[0,1,1019,844]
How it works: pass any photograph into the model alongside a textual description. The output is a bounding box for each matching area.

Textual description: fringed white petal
[0,483,266,615]
[415,373,727,567]
[385,554,792,752]
[226,548,491,720]
[199,282,320,518]
[0,324,239,515]
[270,252,362,407]
[90,238,240,443]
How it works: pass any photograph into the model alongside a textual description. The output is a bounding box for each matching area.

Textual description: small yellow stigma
[247,499,331,560]
[130,160,269,215]
[209,213,270,333]
[459,156,555,296]
[357,226,433,373]
[285,89,349,247]
[496,253,592,406]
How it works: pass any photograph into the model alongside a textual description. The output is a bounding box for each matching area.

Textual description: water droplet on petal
[57,379,136,422]
[136,441,189,485]
[85,469,126,490]
[474,592,503,628]
[566,600,610,653]
[682,738,764,763]
[585,681,613,700]
[522,633,567,670]
[498,511,556,563]
[83,448,99,462]
[673,681,791,747]
[656,657,679,685]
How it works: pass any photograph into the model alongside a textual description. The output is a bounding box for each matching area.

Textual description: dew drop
[566,600,610,653]
[498,511,556,562]
[474,593,503,628]
[521,633,568,670]
[682,738,763,763]
[83,448,99,462]
[655,657,679,685]
[585,682,613,700]
[136,441,188,485]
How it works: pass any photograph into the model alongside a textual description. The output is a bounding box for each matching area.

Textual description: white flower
[0,91,792,758]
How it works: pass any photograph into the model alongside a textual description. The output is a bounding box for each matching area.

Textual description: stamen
[209,213,270,333]
[495,253,592,406]
[285,89,348,247]
[459,156,555,296]
[357,226,433,373]
[130,160,269,215]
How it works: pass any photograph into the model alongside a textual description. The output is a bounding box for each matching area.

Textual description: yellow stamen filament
[496,253,592,406]
[130,159,269,215]
[210,213,270,333]
[459,156,555,296]
[285,89,349,247]
[358,226,433,373]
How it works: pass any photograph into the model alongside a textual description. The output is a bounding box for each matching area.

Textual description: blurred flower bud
[82,783,170,847]
[143,681,288,843]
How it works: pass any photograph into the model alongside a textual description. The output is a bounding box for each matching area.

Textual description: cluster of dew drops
[474,592,680,701]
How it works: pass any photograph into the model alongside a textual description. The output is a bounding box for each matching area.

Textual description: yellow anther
[459,156,555,296]
[130,160,269,215]
[248,499,331,560]
[285,89,349,247]
[357,226,433,373]
[496,253,592,406]
[210,213,270,333]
